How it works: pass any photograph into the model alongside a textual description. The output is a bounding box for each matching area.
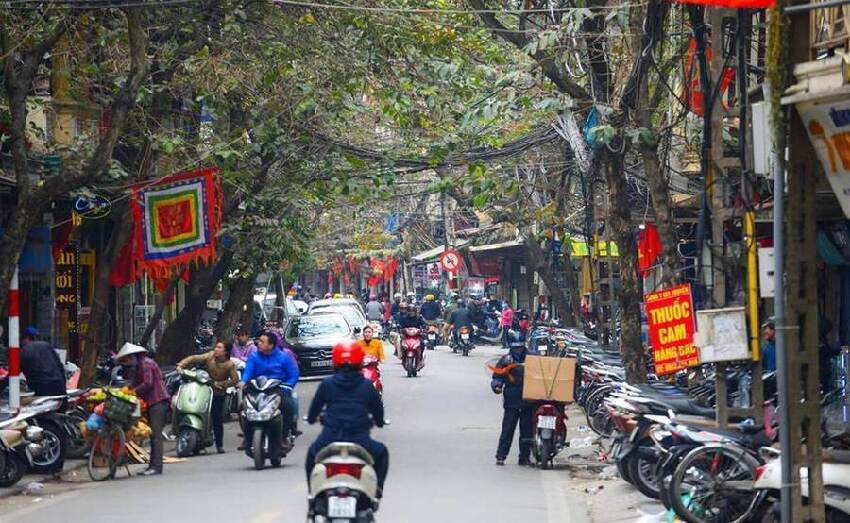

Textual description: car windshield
[311,306,365,327]
[286,316,349,339]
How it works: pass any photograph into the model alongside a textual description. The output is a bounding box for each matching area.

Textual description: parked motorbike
[753,447,850,522]
[226,358,246,417]
[173,368,214,457]
[453,326,474,357]
[0,411,45,488]
[241,377,290,470]
[400,327,423,378]
[307,442,380,523]
[532,401,568,470]
[361,356,383,396]
[19,396,68,473]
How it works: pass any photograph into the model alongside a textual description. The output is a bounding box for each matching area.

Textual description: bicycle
[87,420,128,481]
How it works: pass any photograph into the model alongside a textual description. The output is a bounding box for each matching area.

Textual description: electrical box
[751,101,773,178]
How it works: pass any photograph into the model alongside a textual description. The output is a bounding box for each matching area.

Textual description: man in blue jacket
[239,331,300,446]
[491,330,532,466]
[305,341,388,496]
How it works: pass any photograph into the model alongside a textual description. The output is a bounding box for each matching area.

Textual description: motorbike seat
[697,426,774,448]
[825,449,850,464]
[640,393,716,418]
[316,442,375,465]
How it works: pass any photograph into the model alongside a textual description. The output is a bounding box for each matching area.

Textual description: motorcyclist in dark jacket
[448,300,474,345]
[398,305,425,329]
[490,330,532,466]
[305,341,389,493]
[420,295,441,322]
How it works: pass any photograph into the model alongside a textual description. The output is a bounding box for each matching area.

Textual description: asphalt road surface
[0,344,589,523]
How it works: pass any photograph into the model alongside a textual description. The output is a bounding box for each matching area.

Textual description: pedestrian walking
[500,302,514,348]
[115,343,169,476]
[176,341,239,453]
[490,331,532,466]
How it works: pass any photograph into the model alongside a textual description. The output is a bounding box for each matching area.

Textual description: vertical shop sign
[55,243,81,361]
[644,283,700,375]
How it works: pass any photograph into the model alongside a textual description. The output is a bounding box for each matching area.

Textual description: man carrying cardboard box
[490,330,533,466]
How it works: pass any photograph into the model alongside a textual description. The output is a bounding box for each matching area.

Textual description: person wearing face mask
[176,341,239,453]
[115,343,169,476]
[490,330,532,466]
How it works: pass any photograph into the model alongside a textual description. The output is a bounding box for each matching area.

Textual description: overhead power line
[271,0,645,14]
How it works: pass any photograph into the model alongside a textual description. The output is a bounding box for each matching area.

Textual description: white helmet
[393,293,401,299]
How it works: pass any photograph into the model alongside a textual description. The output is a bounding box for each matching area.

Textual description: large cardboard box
[522,355,576,403]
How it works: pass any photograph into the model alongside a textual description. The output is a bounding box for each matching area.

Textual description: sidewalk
[560,405,667,523]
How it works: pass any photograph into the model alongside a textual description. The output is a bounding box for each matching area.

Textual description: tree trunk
[156,252,233,363]
[0,9,148,311]
[520,228,578,327]
[602,147,646,384]
[214,273,257,342]
[640,144,680,286]
[80,209,134,385]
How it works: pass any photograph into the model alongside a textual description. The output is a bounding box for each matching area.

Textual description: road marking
[250,511,281,523]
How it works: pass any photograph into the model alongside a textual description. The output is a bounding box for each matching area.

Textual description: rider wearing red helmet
[305,340,389,494]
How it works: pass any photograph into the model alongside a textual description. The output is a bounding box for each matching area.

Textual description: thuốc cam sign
[644,284,700,375]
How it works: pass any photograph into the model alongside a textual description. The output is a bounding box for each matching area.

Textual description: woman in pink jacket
[500,302,514,348]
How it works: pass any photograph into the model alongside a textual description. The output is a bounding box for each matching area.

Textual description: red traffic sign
[440,249,462,273]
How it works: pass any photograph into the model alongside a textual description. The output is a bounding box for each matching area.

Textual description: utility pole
[8,268,20,410]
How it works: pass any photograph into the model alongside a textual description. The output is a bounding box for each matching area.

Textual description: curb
[0,459,88,500]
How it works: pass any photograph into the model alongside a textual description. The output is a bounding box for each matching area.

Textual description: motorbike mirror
[353,327,362,334]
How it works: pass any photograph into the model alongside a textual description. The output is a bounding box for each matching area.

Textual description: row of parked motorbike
[576,351,850,522]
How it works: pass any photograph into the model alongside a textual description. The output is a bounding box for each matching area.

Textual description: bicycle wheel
[669,444,760,523]
[88,425,125,481]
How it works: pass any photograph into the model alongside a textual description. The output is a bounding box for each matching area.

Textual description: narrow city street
[0,345,587,523]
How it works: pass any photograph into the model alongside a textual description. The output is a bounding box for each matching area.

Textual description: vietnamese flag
[638,223,663,277]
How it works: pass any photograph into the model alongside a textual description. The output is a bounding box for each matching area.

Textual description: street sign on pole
[439,249,462,273]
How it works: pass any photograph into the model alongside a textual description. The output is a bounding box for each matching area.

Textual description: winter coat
[307,370,385,435]
[491,348,527,409]
[176,351,239,395]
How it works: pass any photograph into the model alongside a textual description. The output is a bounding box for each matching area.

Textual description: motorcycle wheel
[616,457,634,484]
[540,438,554,470]
[253,429,266,470]
[405,358,415,378]
[30,419,66,473]
[176,428,197,458]
[624,448,661,499]
[0,452,25,488]
[669,445,760,523]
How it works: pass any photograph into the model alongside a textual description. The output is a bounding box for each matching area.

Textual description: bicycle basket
[103,391,137,427]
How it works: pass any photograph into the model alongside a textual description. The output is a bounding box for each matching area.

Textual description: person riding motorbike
[490,330,532,466]
[442,293,459,340]
[305,341,388,496]
[448,300,474,347]
[395,304,425,359]
[356,325,385,362]
[420,294,441,323]
[238,332,300,449]
[365,294,384,322]
[390,293,403,323]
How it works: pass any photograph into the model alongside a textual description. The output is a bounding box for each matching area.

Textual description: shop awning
[411,241,469,262]
[467,239,523,252]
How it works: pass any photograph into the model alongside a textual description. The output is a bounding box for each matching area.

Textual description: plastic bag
[86,413,105,431]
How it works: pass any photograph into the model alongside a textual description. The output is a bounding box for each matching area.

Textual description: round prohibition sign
[440,249,462,273]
